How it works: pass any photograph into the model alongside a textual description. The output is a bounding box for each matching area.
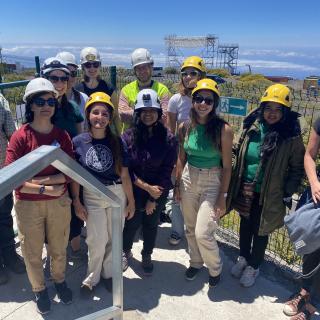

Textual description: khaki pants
[180,163,222,277]
[15,195,71,292]
[82,184,126,287]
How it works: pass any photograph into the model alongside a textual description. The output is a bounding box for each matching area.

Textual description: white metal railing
[0,145,123,320]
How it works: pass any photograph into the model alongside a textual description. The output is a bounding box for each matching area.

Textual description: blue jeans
[166,189,184,238]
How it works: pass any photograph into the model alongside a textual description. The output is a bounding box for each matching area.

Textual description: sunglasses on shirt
[47,75,69,83]
[32,97,57,107]
[83,61,100,69]
[193,95,214,105]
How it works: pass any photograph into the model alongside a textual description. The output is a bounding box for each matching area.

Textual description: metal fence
[2,68,320,276]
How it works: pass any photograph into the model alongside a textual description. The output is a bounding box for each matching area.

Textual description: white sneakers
[231,256,248,278]
[231,256,259,287]
[240,266,259,287]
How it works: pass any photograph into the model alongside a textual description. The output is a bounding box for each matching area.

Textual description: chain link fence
[2,69,320,276]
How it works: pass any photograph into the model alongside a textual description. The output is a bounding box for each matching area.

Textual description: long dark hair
[190,92,227,151]
[259,103,300,161]
[24,92,58,124]
[85,103,123,176]
[132,109,167,147]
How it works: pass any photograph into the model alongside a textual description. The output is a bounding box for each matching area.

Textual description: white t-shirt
[168,93,192,124]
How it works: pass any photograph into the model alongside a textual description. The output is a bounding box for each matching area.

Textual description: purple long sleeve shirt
[122,128,177,196]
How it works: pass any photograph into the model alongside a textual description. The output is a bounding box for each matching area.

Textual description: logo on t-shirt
[85,144,113,172]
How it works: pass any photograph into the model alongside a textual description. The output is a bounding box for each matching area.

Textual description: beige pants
[15,195,71,292]
[180,163,222,277]
[82,184,126,287]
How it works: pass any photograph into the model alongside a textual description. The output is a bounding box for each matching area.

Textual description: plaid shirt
[0,93,16,168]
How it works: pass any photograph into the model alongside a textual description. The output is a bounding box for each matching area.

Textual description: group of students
[1,47,319,319]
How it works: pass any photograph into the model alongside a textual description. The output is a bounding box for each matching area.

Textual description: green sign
[219,96,247,116]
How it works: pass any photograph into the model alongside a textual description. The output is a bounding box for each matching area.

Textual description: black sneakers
[35,288,51,314]
[142,254,153,275]
[209,274,221,288]
[54,281,73,304]
[185,267,201,281]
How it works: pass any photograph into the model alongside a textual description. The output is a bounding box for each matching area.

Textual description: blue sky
[1,0,320,78]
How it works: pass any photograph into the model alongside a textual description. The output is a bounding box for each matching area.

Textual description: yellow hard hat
[85,92,114,112]
[192,78,220,97]
[260,84,291,108]
[181,56,206,73]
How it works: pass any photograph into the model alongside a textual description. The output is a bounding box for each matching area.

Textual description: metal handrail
[0,145,123,320]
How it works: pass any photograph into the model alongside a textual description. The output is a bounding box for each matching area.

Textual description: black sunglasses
[48,75,69,82]
[32,97,57,107]
[193,95,214,105]
[83,61,100,69]
[69,70,78,78]
[181,70,200,77]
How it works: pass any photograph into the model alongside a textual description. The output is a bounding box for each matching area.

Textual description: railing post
[110,66,117,90]
[35,56,41,78]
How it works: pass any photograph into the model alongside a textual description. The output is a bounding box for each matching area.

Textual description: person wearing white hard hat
[5,78,74,314]
[121,89,177,275]
[42,57,85,256]
[118,48,170,132]
[75,47,121,133]
[56,51,88,117]
[42,57,84,138]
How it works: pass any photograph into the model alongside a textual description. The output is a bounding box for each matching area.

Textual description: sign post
[219,96,247,116]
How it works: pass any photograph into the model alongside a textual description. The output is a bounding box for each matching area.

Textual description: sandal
[283,292,309,316]
[290,308,312,320]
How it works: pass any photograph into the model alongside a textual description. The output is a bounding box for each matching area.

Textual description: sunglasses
[69,70,78,78]
[193,95,214,105]
[48,75,69,83]
[181,70,200,77]
[32,97,57,107]
[83,61,100,69]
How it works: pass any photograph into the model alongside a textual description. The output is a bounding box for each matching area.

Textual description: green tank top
[184,124,221,168]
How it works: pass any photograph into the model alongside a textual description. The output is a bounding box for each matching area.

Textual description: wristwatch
[39,185,46,195]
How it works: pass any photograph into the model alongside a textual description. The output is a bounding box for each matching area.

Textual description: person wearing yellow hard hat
[174,78,234,287]
[227,84,305,288]
[166,56,206,246]
[70,92,135,293]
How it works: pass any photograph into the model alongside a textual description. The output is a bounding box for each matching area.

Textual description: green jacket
[227,109,305,236]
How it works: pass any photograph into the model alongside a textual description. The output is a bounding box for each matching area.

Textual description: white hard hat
[131,48,153,68]
[56,51,78,67]
[134,89,161,111]
[80,47,101,64]
[23,78,58,102]
[41,57,70,75]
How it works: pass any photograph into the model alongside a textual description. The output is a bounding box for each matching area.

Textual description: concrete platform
[0,223,319,320]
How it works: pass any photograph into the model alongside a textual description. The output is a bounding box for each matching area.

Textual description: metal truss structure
[217,44,239,75]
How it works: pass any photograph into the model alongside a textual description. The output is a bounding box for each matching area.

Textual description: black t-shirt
[72,132,129,185]
[75,79,114,97]
[313,118,320,136]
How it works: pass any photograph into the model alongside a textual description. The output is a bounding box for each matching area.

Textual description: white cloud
[238,58,319,72]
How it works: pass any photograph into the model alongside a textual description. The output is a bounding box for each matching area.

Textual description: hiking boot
[0,264,8,285]
[3,252,26,274]
[54,281,73,304]
[209,274,221,288]
[240,266,259,287]
[283,292,309,316]
[230,256,248,278]
[123,250,133,272]
[185,267,200,281]
[168,233,182,246]
[142,254,153,275]
[35,288,51,314]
